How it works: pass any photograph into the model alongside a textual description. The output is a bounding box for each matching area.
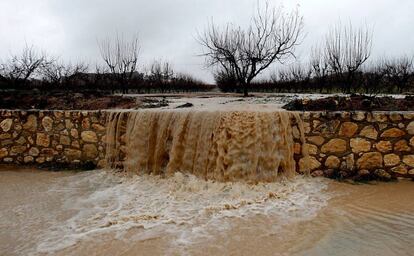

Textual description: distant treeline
[0,43,213,93]
[216,56,414,94]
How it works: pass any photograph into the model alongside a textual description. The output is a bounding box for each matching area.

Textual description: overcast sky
[1,0,413,82]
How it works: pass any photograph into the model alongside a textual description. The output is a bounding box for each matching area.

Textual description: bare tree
[40,59,88,87]
[146,60,175,92]
[384,56,413,93]
[361,59,387,95]
[0,44,51,86]
[198,2,304,96]
[98,34,140,93]
[310,46,329,92]
[324,23,373,93]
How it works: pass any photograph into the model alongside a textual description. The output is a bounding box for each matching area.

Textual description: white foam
[34,170,330,254]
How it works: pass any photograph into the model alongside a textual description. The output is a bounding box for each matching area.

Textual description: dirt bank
[0,91,140,110]
[284,94,414,111]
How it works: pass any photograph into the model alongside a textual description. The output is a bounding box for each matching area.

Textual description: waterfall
[105,109,307,182]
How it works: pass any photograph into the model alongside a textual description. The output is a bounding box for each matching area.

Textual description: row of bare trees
[201,2,413,95]
[0,36,211,93]
[241,56,414,94]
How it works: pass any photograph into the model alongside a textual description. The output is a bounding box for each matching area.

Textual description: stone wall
[294,111,414,180]
[1,109,413,180]
[0,110,107,167]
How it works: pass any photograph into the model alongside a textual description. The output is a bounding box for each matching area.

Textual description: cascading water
[105,109,308,182]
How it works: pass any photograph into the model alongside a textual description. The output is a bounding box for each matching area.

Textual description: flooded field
[0,167,412,256]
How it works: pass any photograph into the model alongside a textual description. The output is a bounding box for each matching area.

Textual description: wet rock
[0,148,8,158]
[380,128,405,138]
[389,113,402,121]
[403,113,414,119]
[410,136,414,147]
[81,131,98,143]
[350,138,371,153]
[1,139,13,146]
[24,156,34,163]
[321,139,347,154]
[352,112,365,121]
[359,125,378,140]
[373,113,388,122]
[0,119,13,132]
[375,141,392,153]
[311,170,324,177]
[314,120,340,135]
[344,154,355,171]
[323,169,336,178]
[299,156,321,172]
[53,111,64,119]
[92,124,106,131]
[394,140,411,152]
[36,157,46,164]
[402,155,414,167]
[374,169,392,181]
[358,169,371,176]
[307,136,324,146]
[41,116,53,132]
[3,157,13,163]
[407,121,414,135]
[28,147,40,156]
[64,148,82,160]
[56,123,65,131]
[311,120,320,130]
[176,102,194,109]
[304,143,318,155]
[338,122,359,137]
[59,135,71,146]
[70,129,79,138]
[97,159,106,168]
[391,165,408,175]
[41,148,56,157]
[15,136,26,145]
[10,146,27,155]
[65,119,74,129]
[0,133,12,140]
[357,152,383,170]
[384,154,400,167]
[83,144,98,159]
[36,133,50,147]
[72,141,80,149]
[82,118,90,129]
[325,156,340,169]
[23,115,37,132]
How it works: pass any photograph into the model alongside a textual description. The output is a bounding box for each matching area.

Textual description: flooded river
[0,167,413,256]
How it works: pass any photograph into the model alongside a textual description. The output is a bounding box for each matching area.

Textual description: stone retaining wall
[294,111,414,180]
[0,110,107,167]
[1,109,413,180]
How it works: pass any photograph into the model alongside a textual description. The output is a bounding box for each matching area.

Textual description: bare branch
[198,2,304,96]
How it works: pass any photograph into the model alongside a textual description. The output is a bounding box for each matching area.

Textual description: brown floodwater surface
[0,167,413,256]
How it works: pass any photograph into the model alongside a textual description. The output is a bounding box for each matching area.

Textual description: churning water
[0,168,413,256]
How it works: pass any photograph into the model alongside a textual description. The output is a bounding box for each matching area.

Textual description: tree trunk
[243,84,249,97]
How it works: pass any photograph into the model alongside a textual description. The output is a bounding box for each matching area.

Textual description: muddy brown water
[0,167,413,256]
